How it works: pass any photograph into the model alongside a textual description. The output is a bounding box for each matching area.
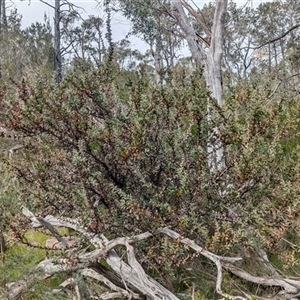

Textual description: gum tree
[170,0,227,173]
[118,0,227,173]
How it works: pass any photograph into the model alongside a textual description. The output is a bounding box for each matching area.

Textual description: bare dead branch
[195,32,210,48]
[81,268,140,299]
[16,207,179,300]
[52,277,74,293]
[36,217,69,250]
[21,208,242,299]
[14,207,300,300]
[224,264,300,294]
[7,258,89,300]
[158,227,243,300]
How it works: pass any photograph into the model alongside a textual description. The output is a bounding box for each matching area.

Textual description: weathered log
[5,207,300,300]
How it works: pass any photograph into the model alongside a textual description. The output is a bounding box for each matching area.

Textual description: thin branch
[60,0,86,15]
[52,277,74,293]
[39,0,55,9]
[60,38,78,55]
[196,32,210,47]
[267,73,300,100]
[225,264,300,294]
[36,217,69,250]
[158,227,243,300]
[81,268,140,299]
[254,24,300,50]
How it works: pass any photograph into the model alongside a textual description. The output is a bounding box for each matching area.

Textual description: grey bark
[40,0,73,83]
[170,0,228,173]
[150,42,163,85]
[0,0,7,34]
[54,0,62,83]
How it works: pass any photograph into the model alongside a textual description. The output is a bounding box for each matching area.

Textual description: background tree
[39,0,85,83]
[119,0,183,84]
[0,9,53,84]
[61,13,105,66]
[54,0,62,83]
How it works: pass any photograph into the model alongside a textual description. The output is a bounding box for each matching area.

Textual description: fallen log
[4,207,300,300]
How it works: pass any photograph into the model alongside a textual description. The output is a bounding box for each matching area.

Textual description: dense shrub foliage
[5,64,300,266]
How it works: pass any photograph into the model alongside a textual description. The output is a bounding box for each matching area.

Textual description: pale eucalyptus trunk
[54,0,62,83]
[170,0,227,173]
[150,42,163,85]
[0,0,7,34]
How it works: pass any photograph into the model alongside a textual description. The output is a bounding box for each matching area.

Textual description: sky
[9,0,274,55]
[10,1,141,49]
[12,0,274,29]
[11,1,128,35]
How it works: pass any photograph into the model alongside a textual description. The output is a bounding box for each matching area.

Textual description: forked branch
[5,207,300,300]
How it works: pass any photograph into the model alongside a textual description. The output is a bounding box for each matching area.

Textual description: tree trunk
[0,0,8,79]
[1,0,7,34]
[54,0,62,83]
[170,0,227,173]
[150,42,163,85]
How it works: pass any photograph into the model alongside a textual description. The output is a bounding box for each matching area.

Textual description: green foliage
[0,9,54,84]
[2,243,46,281]
[5,60,300,261]
[23,21,54,70]
[0,50,300,298]
[61,12,105,66]
[119,0,169,43]
[1,2,300,298]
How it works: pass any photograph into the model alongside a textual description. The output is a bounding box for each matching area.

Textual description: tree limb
[7,258,89,300]
[170,0,207,63]
[181,0,211,39]
[254,24,300,50]
[224,264,300,295]
[39,0,55,9]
